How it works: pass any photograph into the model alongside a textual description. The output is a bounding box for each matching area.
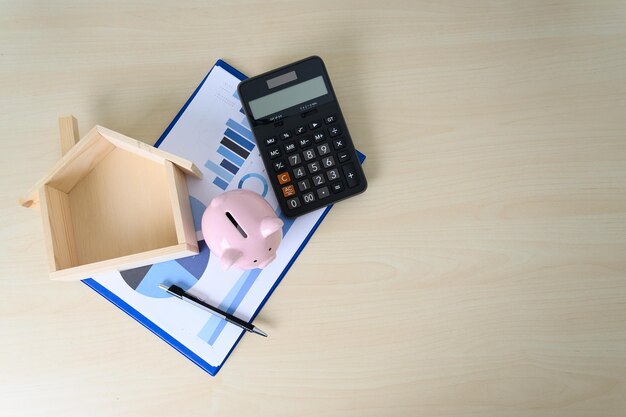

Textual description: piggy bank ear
[220,248,242,270]
[260,217,283,238]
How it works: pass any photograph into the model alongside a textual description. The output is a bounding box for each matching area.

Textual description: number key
[303,149,316,161]
[297,179,311,192]
[312,174,325,186]
[302,192,316,204]
[287,197,301,209]
[307,161,321,174]
[317,143,330,156]
[288,153,301,166]
[293,166,306,179]
[326,168,340,181]
[322,155,335,168]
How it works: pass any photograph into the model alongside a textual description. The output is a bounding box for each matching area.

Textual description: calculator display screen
[248,76,328,119]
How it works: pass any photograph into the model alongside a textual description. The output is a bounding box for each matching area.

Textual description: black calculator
[237,56,367,217]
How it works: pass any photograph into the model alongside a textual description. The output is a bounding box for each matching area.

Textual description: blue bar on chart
[212,177,229,190]
[226,119,255,144]
[220,159,239,175]
[204,160,234,182]
[224,128,254,151]
[205,118,257,191]
[217,145,245,166]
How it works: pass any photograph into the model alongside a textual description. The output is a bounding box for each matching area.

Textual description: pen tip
[158,284,169,291]
[252,327,268,337]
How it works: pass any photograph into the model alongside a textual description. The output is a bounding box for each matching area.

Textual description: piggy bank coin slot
[225,211,248,238]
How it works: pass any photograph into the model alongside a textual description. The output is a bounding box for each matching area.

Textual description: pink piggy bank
[201,189,283,270]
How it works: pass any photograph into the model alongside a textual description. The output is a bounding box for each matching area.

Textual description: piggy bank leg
[220,248,242,270]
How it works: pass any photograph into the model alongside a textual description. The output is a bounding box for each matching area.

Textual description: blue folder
[81,59,364,376]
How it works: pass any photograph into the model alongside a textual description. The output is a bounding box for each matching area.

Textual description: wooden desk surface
[2,1,626,416]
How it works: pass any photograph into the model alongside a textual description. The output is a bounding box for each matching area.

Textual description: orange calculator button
[277,172,291,185]
[282,185,296,197]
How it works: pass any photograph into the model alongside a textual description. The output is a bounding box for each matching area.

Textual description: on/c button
[277,172,291,184]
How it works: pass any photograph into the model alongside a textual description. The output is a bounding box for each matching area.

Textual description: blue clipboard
[82,59,365,376]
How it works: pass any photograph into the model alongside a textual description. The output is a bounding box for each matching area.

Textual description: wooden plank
[96,125,202,178]
[58,116,79,156]
[39,186,78,272]
[164,160,198,249]
[21,127,114,207]
[49,243,197,281]
[37,186,58,272]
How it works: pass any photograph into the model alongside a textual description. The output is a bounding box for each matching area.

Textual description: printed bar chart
[206,116,256,190]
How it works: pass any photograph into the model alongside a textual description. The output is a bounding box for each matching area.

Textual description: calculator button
[312,174,325,186]
[324,115,337,124]
[281,185,296,197]
[298,137,312,148]
[309,120,322,130]
[284,142,297,153]
[307,161,321,174]
[293,166,306,179]
[341,163,360,188]
[317,143,331,156]
[302,192,316,204]
[273,160,286,172]
[332,138,345,150]
[326,168,340,181]
[269,147,282,159]
[316,187,330,199]
[287,197,301,209]
[337,151,351,163]
[328,126,341,137]
[297,179,311,192]
[331,181,344,193]
[322,155,335,168]
[288,153,301,166]
[312,131,326,143]
[303,149,316,161]
[265,137,277,146]
[277,172,291,185]
[280,131,292,140]
[295,125,307,135]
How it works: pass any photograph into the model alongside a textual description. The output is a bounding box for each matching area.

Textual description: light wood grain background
[2,1,626,416]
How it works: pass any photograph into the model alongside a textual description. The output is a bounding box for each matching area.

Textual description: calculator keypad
[259,111,365,216]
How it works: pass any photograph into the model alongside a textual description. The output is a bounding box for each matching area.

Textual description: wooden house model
[22,117,202,281]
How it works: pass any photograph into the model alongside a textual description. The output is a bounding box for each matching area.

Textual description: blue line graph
[198,211,294,345]
[197,172,292,345]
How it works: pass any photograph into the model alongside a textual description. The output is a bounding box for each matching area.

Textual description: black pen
[158,284,267,337]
